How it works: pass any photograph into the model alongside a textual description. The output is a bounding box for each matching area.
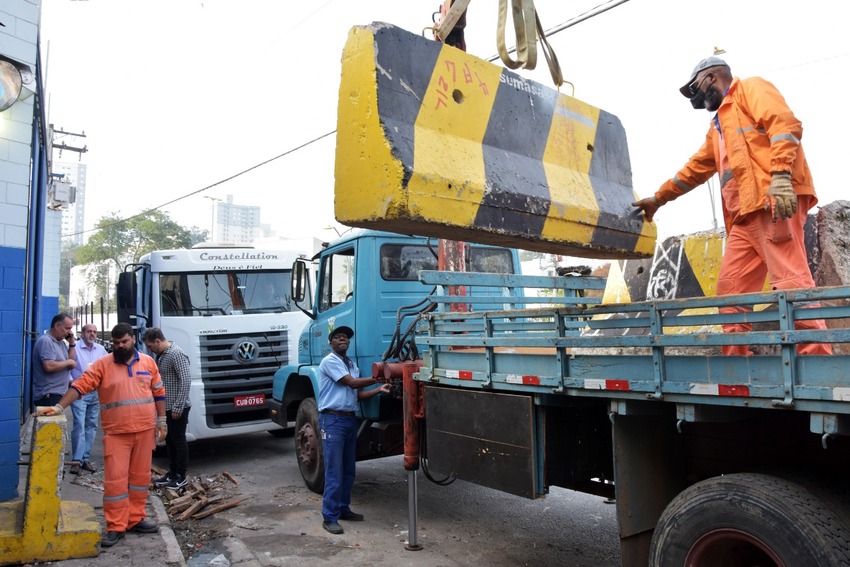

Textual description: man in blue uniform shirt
[318,325,390,535]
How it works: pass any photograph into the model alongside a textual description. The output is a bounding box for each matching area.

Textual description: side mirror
[291,259,316,320]
[291,259,308,303]
[116,272,137,325]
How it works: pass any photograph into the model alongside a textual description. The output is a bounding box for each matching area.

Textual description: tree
[74,211,205,314]
[59,242,80,311]
[77,210,197,271]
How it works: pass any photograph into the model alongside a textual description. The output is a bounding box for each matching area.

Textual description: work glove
[155,415,168,443]
[631,196,661,222]
[33,404,64,417]
[767,172,797,221]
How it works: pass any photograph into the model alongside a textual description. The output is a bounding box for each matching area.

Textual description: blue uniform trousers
[320,413,358,522]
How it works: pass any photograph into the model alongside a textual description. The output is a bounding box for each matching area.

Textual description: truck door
[312,244,357,359]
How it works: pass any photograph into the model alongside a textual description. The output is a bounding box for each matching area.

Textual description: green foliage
[59,242,80,298]
[77,210,195,270]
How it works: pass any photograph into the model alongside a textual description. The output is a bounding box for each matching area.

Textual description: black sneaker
[152,472,174,487]
[164,474,188,490]
[322,521,344,534]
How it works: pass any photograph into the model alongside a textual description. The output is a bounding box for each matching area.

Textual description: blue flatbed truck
[416,270,850,566]
[270,228,850,566]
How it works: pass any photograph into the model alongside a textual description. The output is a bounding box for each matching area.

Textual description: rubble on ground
[151,465,248,522]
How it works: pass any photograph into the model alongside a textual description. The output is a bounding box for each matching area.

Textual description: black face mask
[689,89,707,109]
[703,84,723,112]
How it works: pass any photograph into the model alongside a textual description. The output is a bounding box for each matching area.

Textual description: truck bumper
[268,398,287,427]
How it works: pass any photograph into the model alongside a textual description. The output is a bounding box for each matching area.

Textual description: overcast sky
[39,0,850,250]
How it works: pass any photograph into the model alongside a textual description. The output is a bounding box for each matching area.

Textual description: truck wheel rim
[297,423,317,468]
[686,528,785,567]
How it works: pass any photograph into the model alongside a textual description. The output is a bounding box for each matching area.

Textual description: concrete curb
[151,494,187,566]
[223,536,262,567]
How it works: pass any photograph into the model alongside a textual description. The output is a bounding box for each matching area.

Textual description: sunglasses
[688,73,712,96]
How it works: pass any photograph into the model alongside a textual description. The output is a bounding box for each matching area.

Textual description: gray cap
[679,56,729,98]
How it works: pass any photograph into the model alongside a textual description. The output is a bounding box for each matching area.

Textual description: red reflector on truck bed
[690,384,750,397]
[583,379,630,391]
[506,374,541,386]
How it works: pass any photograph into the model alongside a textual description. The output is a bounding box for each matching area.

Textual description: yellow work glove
[768,172,797,221]
[155,416,168,443]
[631,196,661,222]
[33,404,64,417]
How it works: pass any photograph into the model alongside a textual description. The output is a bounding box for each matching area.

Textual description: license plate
[234,393,266,408]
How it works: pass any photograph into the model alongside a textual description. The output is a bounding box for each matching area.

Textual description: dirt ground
[156,431,622,567]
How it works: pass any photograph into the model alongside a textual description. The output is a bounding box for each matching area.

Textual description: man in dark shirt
[143,327,192,490]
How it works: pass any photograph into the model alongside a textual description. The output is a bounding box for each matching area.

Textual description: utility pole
[204,196,221,241]
[50,125,88,160]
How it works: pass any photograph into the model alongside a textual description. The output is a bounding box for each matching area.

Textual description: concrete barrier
[334,22,656,259]
[0,414,99,565]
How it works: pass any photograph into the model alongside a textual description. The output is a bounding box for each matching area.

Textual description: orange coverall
[654,76,830,355]
[71,350,166,531]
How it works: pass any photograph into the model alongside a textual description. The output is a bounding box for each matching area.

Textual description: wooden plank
[191,497,249,520]
[177,497,208,522]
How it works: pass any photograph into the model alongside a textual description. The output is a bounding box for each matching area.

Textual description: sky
[39,0,850,250]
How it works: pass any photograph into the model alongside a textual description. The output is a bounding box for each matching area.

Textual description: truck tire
[295,397,324,494]
[649,472,850,567]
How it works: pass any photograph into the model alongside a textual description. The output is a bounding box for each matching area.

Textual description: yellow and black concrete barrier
[0,414,99,564]
[334,22,655,259]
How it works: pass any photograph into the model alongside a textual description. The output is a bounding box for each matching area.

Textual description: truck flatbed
[418,271,850,427]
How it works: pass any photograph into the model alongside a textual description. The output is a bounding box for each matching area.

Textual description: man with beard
[34,323,167,548]
[631,56,830,356]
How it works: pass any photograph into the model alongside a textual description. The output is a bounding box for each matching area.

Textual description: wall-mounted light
[0,55,34,112]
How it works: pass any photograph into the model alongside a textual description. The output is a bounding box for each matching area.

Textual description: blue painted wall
[0,0,45,501]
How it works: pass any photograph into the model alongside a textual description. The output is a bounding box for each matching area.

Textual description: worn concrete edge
[151,494,187,566]
[223,535,262,567]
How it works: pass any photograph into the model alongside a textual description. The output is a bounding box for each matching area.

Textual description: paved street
[164,429,621,566]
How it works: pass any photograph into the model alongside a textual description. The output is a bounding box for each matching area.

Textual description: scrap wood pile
[151,464,249,521]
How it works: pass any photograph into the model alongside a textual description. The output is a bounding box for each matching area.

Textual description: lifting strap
[434,0,563,87]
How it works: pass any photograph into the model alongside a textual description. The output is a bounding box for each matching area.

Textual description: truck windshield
[159,270,294,316]
[380,244,514,280]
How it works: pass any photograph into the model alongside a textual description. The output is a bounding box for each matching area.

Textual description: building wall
[0,0,41,501]
[216,194,261,244]
[56,161,86,246]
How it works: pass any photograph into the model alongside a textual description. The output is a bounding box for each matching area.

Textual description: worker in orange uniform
[34,323,168,548]
[632,56,831,356]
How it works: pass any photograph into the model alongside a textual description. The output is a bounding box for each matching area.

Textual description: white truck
[117,244,311,441]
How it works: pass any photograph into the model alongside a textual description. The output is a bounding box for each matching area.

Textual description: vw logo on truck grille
[232,338,260,364]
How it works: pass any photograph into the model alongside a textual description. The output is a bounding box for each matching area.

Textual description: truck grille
[199,331,289,427]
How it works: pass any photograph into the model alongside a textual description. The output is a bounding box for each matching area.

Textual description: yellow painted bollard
[0,414,99,565]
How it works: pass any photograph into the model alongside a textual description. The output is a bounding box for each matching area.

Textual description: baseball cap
[328,325,354,340]
[679,56,729,98]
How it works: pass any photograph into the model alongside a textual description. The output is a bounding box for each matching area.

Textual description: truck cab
[269,229,520,492]
[116,244,312,441]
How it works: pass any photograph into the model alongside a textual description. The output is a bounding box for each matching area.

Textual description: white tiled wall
[0,0,39,250]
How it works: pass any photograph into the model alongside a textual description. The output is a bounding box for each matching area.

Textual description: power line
[486,0,631,62]
[65,0,632,241]
[63,129,336,239]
